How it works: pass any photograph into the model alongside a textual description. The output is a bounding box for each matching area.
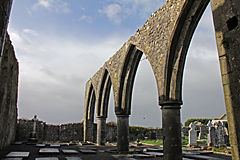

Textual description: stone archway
[83,0,240,159]
[83,83,96,142]
[96,69,112,146]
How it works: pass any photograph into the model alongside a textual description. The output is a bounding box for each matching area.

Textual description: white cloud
[120,0,165,18]
[98,1,165,24]
[8,27,130,124]
[98,4,123,24]
[23,29,39,36]
[78,15,93,23]
[31,0,70,13]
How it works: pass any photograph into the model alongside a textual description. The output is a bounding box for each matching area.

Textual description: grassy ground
[139,139,231,154]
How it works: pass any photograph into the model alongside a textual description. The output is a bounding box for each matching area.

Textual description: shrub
[185,118,212,127]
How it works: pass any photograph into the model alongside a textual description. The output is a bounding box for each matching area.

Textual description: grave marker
[65,157,82,160]
[28,115,38,142]
[5,152,30,158]
[62,149,78,154]
[188,122,197,146]
[39,148,60,154]
[35,158,59,160]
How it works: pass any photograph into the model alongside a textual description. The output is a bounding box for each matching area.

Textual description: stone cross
[188,122,197,146]
[198,125,205,140]
[33,115,37,133]
[28,115,38,143]
[216,121,224,147]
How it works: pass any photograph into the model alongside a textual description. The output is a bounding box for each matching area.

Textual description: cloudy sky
[8,0,226,127]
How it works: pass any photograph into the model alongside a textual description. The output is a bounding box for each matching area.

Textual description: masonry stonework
[210,1,240,159]
[83,0,240,159]
[0,0,13,57]
[16,119,84,142]
[0,33,18,149]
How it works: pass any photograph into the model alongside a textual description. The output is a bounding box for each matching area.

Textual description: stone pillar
[84,120,94,142]
[210,0,240,159]
[97,117,106,146]
[117,115,129,152]
[161,101,182,160]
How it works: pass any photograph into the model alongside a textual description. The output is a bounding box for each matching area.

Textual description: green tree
[184,118,212,127]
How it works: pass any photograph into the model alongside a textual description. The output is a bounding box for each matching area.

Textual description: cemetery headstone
[188,122,197,146]
[207,121,216,146]
[28,115,38,143]
[198,126,205,140]
[216,121,224,147]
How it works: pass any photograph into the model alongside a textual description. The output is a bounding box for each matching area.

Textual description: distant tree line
[184,118,213,127]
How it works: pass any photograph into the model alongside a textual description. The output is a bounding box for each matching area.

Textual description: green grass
[139,139,206,147]
[212,146,231,153]
[140,139,163,146]
[139,139,231,154]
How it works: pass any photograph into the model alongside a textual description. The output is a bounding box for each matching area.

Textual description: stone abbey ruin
[0,0,240,159]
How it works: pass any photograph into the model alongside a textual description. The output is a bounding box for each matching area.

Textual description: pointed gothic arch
[83,0,240,159]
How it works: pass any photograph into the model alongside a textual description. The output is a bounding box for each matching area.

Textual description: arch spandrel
[83,80,92,121]
[128,0,187,103]
[128,0,210,104]
[104,42,134,112]
[90,67,105,107]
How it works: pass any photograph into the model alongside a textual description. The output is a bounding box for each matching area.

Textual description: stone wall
[16,118,162,143]
[105,125,162,142]
[0,33,19,149]
[0,0,13,57]
[16,119,83,142]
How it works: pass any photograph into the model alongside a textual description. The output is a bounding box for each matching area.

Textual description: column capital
[159,100,183,106]
[116,114,129,118]
[159,100,182,109]
[96,116,107,119]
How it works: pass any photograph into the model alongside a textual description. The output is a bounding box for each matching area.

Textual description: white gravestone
[188,122,197,146]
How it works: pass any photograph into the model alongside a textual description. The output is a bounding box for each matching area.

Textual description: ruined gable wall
[0,0,12,57]
[0,33,19,149]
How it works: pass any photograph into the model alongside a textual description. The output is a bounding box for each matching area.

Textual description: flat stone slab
[144,152,164,157]
[79,149,97,154]
[183,154,226,160]
[104,148,118,153]
[50,144,61,148]
[62,149,79,154]
[65,157,82,160]
[13,142,24,145]
[39,148,60,154]
[190,150,213,155]
[143,148,163,152]
[182,150,200,155]
[5,152,30,158]
[2,158,23,160]
[35,158,59,160]
[130,154,155,158]
[36,144,46,147]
